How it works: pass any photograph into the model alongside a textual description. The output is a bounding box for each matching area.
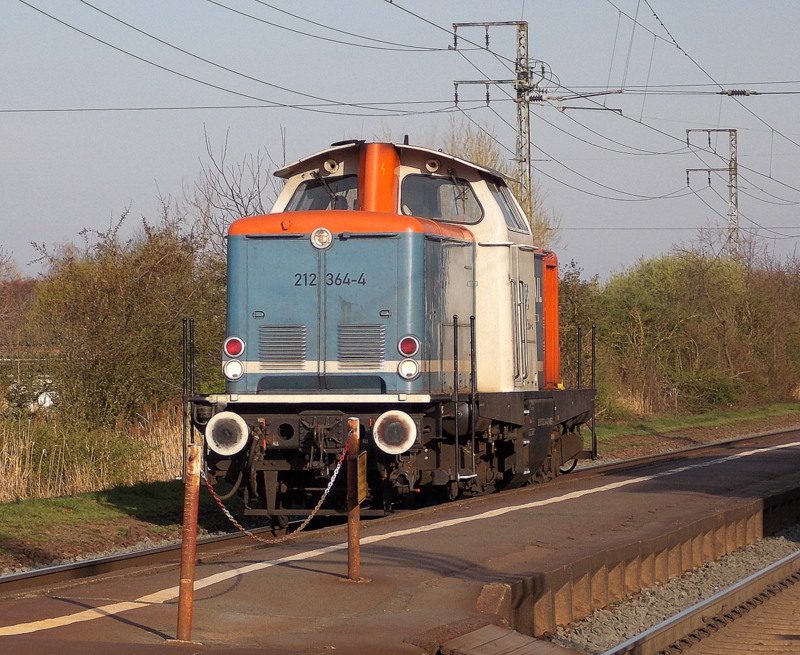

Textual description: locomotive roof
[274,140,511,183]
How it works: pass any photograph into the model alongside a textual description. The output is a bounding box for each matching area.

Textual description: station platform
[0,432,799,655]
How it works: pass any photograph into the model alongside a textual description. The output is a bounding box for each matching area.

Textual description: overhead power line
[689,187,799,241]
[452,21,534,197]
[208,0,447,52]
[441,1,800,209]
[17,0,460,119]
[383,0,517,66]
[0,100,478,114]
[74,0,401,113]
[15,0,800,226]
[629,0,800,153]
[702,182,795,239]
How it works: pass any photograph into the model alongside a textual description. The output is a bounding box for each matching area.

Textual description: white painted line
[1,440,797,636]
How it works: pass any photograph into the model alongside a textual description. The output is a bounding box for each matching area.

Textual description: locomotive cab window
[488,181,529,233]
[285,174,358,212]
[400,174,483,223]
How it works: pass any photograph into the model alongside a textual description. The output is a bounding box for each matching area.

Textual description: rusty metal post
[591,323,598,460]
[577,324,583,389]
[346,417,361,581]
[176,443,201,642]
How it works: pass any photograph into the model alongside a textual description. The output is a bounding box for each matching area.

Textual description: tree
[0,249,41,414]
[589,246,800,416]
[0,248,34,347]
[558,260,601,388]
[186,128,282,262]
[28,210,225,425]
[440,117,559,247]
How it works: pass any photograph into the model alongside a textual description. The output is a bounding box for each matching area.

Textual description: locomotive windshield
[400,174,482,223]
[285,174,358,212]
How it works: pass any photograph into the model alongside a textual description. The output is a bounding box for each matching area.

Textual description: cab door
[510,244,538,389]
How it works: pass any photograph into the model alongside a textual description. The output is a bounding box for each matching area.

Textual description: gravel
[0,536,181,577]
[550,523,800,654]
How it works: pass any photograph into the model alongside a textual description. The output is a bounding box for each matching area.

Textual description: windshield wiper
[312,170,338,204]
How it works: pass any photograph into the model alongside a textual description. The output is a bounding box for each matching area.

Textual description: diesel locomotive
[190,140,594,523]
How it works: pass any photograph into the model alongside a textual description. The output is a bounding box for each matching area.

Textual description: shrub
[27,210,225,425]
[562,249,800,416]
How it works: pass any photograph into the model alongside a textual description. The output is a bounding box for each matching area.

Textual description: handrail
[452,314,460,480]
[469,315,477,476]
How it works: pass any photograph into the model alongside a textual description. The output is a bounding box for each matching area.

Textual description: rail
[0,528,273,598]
[601,549,800,655]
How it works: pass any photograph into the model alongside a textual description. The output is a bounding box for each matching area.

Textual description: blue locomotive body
[225,217,474,397]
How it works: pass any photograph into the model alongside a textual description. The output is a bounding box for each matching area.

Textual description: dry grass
[611,390,653,417]
[0,405,184,502]
[128,405,185,481]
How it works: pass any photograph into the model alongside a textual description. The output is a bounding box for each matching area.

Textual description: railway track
[0,527,276,598]
[600,549,800,655]
[0,427,796,603]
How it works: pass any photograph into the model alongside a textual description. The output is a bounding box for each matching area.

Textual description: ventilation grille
[259,324,307,370]
[338,324,385,369]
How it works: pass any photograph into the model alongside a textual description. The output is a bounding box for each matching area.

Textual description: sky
[3,0,800,280]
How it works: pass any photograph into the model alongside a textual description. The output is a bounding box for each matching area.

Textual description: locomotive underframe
[191,388,594,519]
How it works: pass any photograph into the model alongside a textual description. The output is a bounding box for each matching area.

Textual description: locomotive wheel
[558,458,579,474]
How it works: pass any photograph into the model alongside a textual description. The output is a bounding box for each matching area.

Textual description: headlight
[373,410,417,454]
[223,359,245,381]
[397,358,420,380]
[310,227,333,249]
[206,411,249,456]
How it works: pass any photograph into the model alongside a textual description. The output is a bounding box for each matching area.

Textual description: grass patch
[0,478,255,560]
[97,481,188,524]
[595,402,800,449]
[0,493,125,556]
[0,495,122,540]
[0,488,165,551]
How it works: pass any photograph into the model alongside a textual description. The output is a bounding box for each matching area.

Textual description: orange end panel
[228,210,474,241]
[542,250,561,389]
[358,143,400,213]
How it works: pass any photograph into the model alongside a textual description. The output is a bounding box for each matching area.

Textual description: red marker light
[224,336,245,358]
[398,336,420,357]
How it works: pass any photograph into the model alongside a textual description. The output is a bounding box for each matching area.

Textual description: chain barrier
[201,439,351,546]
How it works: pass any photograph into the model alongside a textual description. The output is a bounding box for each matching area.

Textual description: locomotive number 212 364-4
[293,272,367,287]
